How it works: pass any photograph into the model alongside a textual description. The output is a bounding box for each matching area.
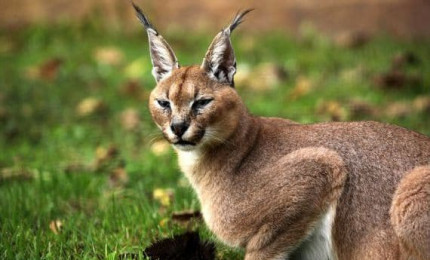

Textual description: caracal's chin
[173,143,198,152]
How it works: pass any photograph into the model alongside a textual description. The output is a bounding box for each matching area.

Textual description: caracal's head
[132,4,252,151]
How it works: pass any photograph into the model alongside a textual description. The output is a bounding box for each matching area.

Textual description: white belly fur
[290,207,336,260]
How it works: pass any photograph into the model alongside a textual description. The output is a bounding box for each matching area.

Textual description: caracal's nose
[170,121,189,137]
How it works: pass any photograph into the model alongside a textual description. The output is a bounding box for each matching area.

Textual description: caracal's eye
[157,99,171,109]
[192,98,213,111]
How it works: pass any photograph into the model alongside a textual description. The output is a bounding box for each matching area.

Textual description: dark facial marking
[171,67,192,103]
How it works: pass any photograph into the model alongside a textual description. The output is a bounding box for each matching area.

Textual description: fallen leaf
[412,96,430,113]
[385,102,412,118]
[317,100,347,121]
[247,63,288,91]
[76,98,106,117]
[289,76,313,100]
[150,140,170,156]
[348,99,378,119]
[120,80,142,97]
[172,210,202,223]
[109,167,129,187]
[94,145,119,169]
[94,46,124,66]
[24,58,63,81]
[120,108,140,131]
[0,167,33,182]
[39,58,63,81]
[334,32,370,48]
[153,188,174,207]
[49,220,63,235]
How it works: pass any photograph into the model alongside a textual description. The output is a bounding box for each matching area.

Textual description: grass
[0,22,429,259]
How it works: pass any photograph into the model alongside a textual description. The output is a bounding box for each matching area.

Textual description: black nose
[170,122,189,137]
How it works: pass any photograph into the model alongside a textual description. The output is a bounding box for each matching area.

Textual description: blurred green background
[1,0,429,259]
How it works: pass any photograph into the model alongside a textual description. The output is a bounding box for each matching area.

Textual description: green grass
[0,23,429,259]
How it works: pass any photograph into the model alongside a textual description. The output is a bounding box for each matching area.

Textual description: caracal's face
[149,66,241,152]
[134,4,250,150]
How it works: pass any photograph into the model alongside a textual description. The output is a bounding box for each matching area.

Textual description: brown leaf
[288,76,313,100]
[385,102,412,118]
[0,167,34,182]
[120,80,141,96]
[94,145,119,169]
[76,98,106,117]
[49,220,63,235]
[348,99,378,119]
[94,47,124,66]
[334,32,370,48]
[172,210,202,223]
[24,58,63,81]
[109,167,129,187]
[316,100,347,121]
[120,108,140,131]
[412,96,430,113]
[39,58,63,81]
[248,63,288,91]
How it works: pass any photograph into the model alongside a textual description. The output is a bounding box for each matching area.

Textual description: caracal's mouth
[174,140,196,146]
[172,139,198,151]
[170,129,206,151]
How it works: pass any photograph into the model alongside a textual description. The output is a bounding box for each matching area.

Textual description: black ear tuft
[131,2,156,34]
[227,9,254,33]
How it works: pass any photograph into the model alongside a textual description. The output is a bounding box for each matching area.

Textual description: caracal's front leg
[244,147,347,260]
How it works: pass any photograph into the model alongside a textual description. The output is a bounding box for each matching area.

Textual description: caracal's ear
[132,3,179,83]
[201,9,253,87]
